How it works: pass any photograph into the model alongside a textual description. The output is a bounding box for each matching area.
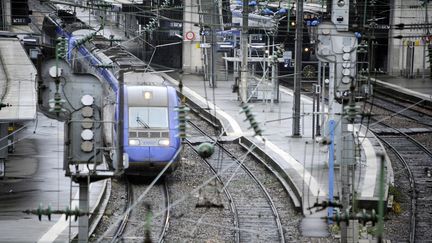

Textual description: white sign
[200,43,211,48]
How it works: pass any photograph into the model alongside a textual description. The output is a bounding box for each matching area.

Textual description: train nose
[126,147,151,162]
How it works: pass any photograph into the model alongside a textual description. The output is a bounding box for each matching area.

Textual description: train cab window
[129,107,168,129]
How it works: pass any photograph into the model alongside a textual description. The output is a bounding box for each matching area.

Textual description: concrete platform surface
[374,75,432,96]
[0,114,105,242]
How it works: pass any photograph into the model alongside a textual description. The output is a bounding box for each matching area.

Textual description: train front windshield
[129,107,168,129]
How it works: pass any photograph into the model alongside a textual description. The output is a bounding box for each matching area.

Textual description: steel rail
[367,95,432,128]
[377,137,416,243]
[157,179,171,243]
[373,119,432,243]
[111,178,133,242]
[185,140,240,243]
[188,120,285,242]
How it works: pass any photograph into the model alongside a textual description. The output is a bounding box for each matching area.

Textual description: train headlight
[158,139,170,146]
[129,139,140,146]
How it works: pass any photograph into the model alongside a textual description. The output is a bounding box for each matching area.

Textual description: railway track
[376,129,432,242]
[368,94,432,242]
[111,178,170,242]
[186,121,285,242]
[185,140,240,242]
[368,94,432,128]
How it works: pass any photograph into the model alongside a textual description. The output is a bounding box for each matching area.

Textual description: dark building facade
[11,0,30,25]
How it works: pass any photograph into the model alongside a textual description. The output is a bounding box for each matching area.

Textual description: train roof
[60,11,166,86]
[127,85,168,107]
[124,72,165,86]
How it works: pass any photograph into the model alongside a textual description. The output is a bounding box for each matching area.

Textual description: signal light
[80,95,95,153]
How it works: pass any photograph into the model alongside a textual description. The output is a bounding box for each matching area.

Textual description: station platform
[0,114,107,242]
[0,37,37,121]
[371,75,432,101]
[163,73,392,213]
[0,36,38,175]
[0,5,107,241]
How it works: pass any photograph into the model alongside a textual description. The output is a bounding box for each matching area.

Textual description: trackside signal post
[240,0,249,102]
[37,56,118,242]
[292,0,304,137]
[315,0,360,242]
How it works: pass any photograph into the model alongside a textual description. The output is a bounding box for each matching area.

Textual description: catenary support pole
[210,1,217,87]
[423,2,429,80]
[377,153,385,243]
[292,0,303,136]
[240,0,249,102]
[117,70,124,173]
[340,119,353,243]
[78,181,89,243]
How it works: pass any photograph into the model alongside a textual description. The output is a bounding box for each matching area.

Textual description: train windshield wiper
[136,116,150,128]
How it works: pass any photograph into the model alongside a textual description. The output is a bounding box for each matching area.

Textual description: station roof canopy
[0,38,37,121]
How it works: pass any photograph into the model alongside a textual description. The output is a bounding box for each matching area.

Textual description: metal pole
[423,3,429,80]
[292,0,303,136]
[316,63,321,136]
[327,119,335,222]
[312,92,315,139]
[340,119,352,243]
[37,54,43,105]
[424,44,427,80]
[327,62,335,222]
[88,1,91,28]
[117,70,124,173]
[321,62,326,136]
[377,153,385,243]
[240,0,249,102]
[210,1,217,87]
[78,181,89,243]
[271,36,276,111]
[329,63,335,122]
[286,0,292,34]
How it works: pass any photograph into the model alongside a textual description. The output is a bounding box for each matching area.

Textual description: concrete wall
[182,0,203,73]
[388,0,432,76]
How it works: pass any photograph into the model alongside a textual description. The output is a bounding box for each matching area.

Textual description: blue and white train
[42,10,181,176]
